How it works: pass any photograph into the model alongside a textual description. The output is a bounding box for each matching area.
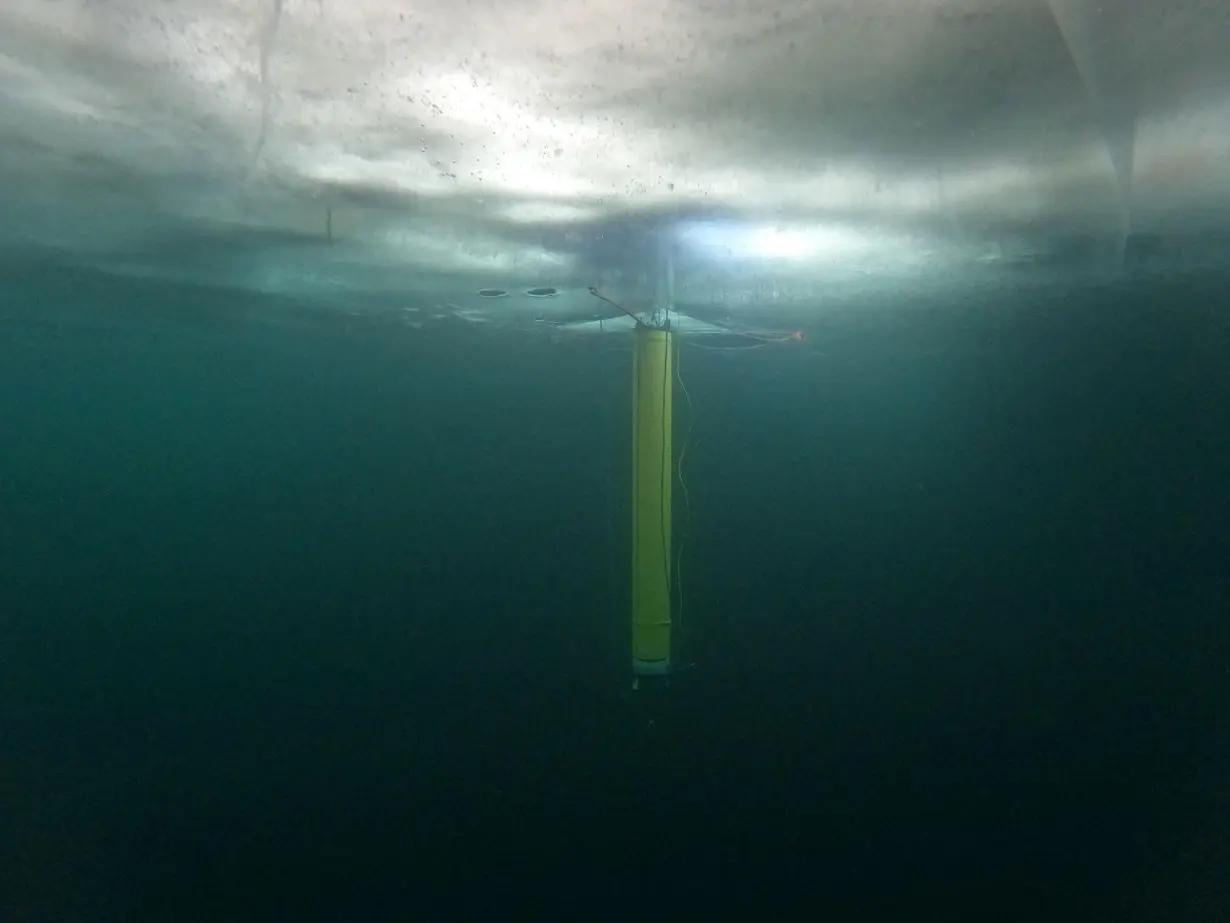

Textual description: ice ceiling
[1,0,1228,330]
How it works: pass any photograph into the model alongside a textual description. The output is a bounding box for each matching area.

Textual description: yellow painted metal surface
[631,327,673,676]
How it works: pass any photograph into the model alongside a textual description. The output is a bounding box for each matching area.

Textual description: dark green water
[3,262,1229,921]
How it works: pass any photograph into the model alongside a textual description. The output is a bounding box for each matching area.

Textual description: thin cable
[678,313,799,343]
[588,286,644,325]
[731,331,798,343]
[674,335,694,641]
[659,327,671,636]
[684,340,776,353]
[685,338,823,357]
[607,436,618,660]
